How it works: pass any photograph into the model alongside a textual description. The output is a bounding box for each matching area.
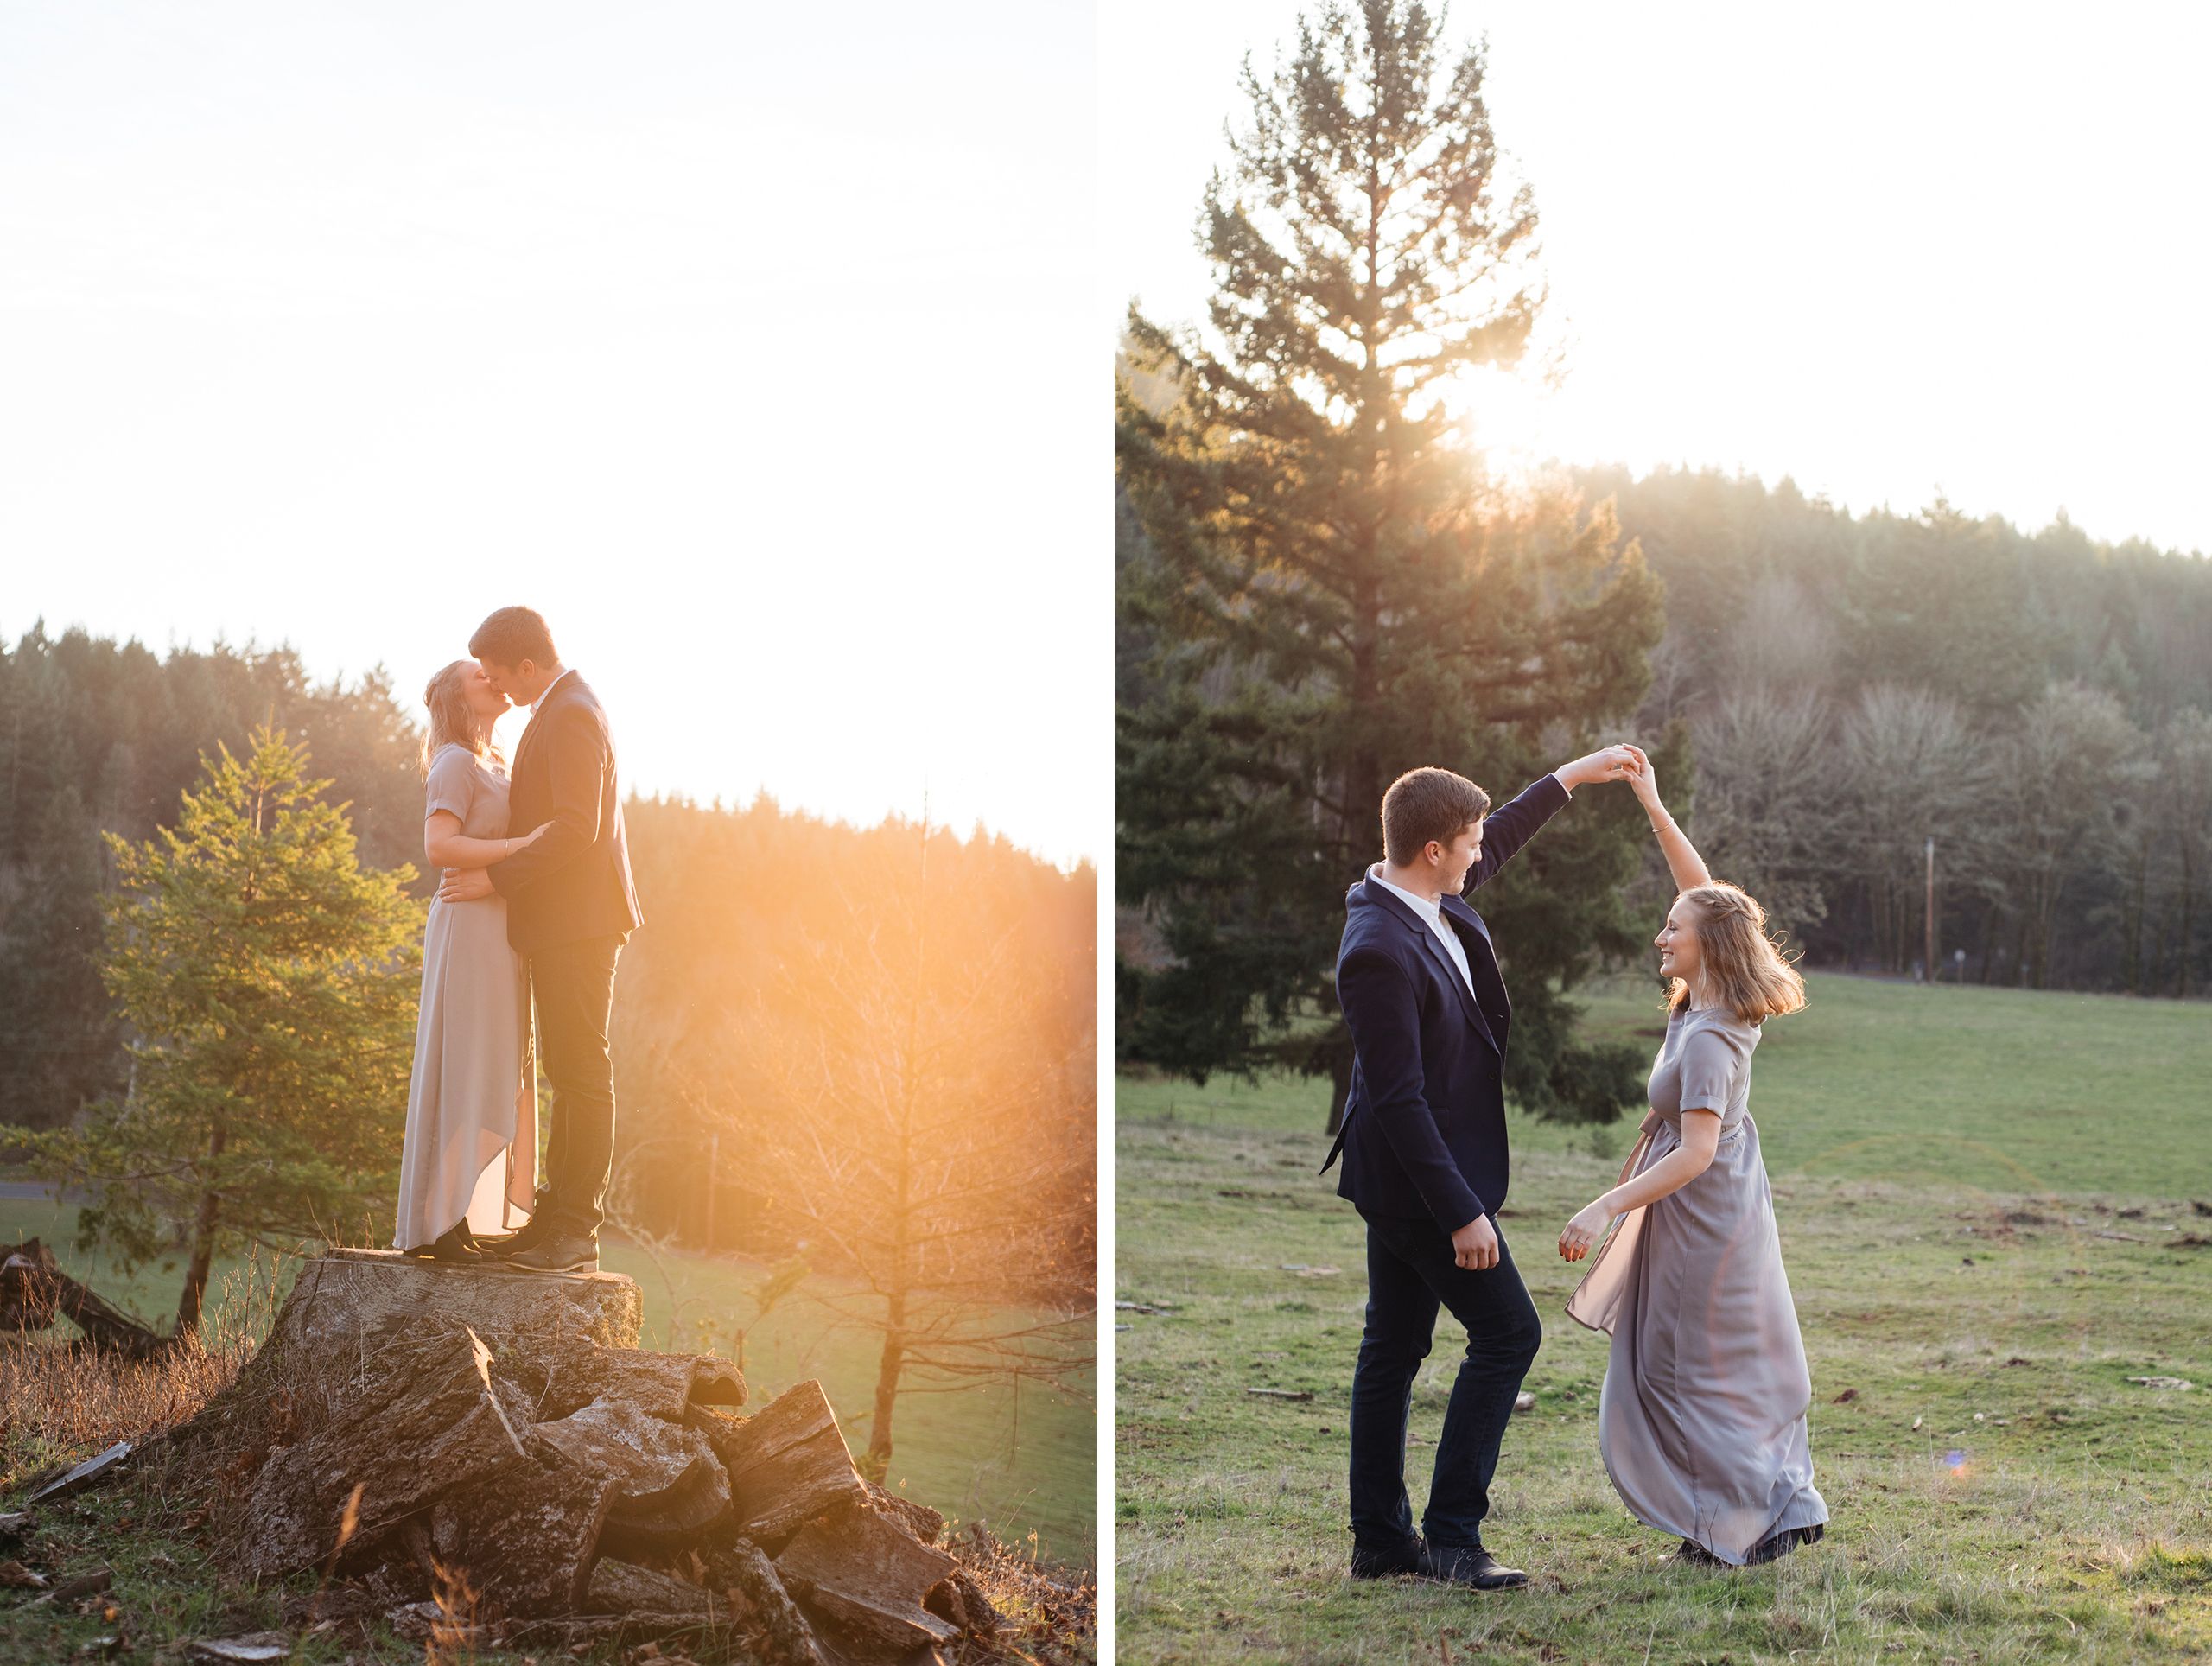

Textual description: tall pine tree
[1116,2,1667,1127]
[12,727,423,1332]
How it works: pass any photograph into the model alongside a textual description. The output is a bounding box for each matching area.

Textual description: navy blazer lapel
[1363,875,1498,1052]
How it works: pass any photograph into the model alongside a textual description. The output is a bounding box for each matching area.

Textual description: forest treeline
[0,626,1096,1307]
[1119,467,2212,1013]
[1575,465,2212,995]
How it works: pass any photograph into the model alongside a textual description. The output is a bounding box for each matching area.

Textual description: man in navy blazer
[1324,747,1639,1589]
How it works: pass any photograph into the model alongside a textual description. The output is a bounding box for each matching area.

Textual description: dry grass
[0,1250,286,1489]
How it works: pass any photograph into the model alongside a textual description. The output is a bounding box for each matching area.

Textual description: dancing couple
[1323,747,1827,1587]
[390,605,643,1275]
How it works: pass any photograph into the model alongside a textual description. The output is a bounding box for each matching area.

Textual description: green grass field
[0,1198,1094,1567]
[1116,973,2212,1663]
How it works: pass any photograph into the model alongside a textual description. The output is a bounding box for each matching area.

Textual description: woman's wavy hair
[419,660,500,781]
[1667,881,1807,1025]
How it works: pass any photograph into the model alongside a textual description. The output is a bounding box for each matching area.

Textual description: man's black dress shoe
[482,1203,556,1258]
[1349,1536,1427,1580]
[1420,1545,1528,1589]
[505,1228,600,1275]
[1745,1523,1824,1565]
[1670,1538,1727,1567]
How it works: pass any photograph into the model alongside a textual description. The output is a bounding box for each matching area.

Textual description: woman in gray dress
[1559,747,1829,1567]
[392,660,547,1263]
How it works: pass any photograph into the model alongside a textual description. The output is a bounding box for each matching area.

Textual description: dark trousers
[529,932,624,1235]
[1348,1210,1543,1551]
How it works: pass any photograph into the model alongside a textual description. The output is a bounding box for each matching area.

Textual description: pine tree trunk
[176,1125,227,1333]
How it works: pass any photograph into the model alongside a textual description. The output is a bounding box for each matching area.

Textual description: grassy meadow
[1116,973,2212,1663]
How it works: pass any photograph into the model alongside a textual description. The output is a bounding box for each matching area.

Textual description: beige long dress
[392,744,537,1250]
[1567,1006,1828,1564]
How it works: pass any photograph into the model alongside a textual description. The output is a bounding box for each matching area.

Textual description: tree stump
[138,1250,1032,1662]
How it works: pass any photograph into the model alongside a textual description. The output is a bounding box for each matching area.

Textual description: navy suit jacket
[487,672,645,956]
[1322,773,1572,1231]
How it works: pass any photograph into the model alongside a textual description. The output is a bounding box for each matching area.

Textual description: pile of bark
[143,1250,1023,1663]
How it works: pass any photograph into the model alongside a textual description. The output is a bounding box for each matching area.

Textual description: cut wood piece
[186,1635,291,1663]
[776,1509,959,1655]
[27,1441,130,1503]
[530,1395,731,1540]
[239,1327,532,1580]
[865,1483,944,1545]
[432,1453,615,1619]
[698,1537,823,1666]
[925,1567,1006,1639]
[530,1340,748,1422]
[700,1380,867,1550]
[586,1558,724,1618]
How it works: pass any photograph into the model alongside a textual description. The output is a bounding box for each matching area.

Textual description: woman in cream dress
[392,660,547,1262]
[1559,747,1829,1567]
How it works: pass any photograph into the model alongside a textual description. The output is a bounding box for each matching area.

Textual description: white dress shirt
[1369,864,1475,997]
[530,666,575,714]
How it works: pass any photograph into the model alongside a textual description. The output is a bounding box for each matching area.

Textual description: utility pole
[1924,836,1937,988]
[705,1129,719,1251]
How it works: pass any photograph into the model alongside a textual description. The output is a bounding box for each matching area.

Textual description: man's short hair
[1382,767,1491,866]
[468,606,558,668]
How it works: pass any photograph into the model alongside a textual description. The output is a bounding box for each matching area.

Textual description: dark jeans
[529,932,625,1235]
[1348,1209,1543,1552]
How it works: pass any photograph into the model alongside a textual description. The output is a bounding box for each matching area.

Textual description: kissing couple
[390,605,643,1275]
[1321,747,1827,1587]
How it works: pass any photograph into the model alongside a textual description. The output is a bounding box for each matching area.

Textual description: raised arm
[1462,744,1642,893]
[1625,746,1710,893]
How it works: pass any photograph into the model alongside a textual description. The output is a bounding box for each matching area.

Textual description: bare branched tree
[748,818,1094,1482]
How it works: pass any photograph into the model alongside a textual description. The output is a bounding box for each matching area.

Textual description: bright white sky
[0,2,1100,869]
[1105,1,2212,557]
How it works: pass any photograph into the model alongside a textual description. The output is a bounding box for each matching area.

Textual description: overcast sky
[1,2,1100,868]
[1104,1,2212,557]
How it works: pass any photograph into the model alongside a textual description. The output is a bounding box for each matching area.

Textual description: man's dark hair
[1381,767,1491,866]
[468,606,558,668]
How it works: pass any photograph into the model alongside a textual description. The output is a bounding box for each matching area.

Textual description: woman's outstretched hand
[1559,1198,1614,1262]
[1623,743,1660,808]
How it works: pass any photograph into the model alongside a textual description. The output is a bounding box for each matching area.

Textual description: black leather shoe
[504,1229,599,1275]
[1745,1523,1824,1565]
[1420,1545,1527,1589]
[483,1201,557,1258]
[1670,1538,1726,1567]
[1349,1536,1426,1580]
[404,1224,486,1264]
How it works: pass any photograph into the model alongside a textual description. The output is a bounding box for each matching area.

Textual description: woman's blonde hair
[420,660,499,780]
[1667,881,1807,1024]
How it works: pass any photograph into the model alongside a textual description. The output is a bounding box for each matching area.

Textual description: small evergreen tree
[14,726,423,1332]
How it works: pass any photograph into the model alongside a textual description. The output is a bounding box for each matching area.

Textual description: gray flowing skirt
[1571,1111,1828,1564]
[392,893,536,1250]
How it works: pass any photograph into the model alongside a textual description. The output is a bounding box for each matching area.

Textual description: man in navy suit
[1324,748,1639,1589]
